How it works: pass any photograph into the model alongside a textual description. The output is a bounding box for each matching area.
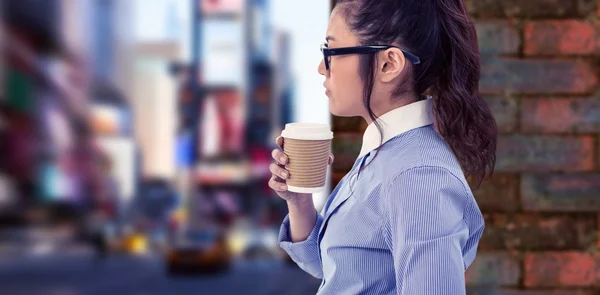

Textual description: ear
[377,48,406,83]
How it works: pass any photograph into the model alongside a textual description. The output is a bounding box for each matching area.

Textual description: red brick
[331,133,362,172]
[521,174,600,211]
[466,252,520,287]
[524,252,596,287]
[480,58,597,95]
[480,214,596,250]
[476,21,521,55]
[524,21,600,56]
[496,136,595,172]
[467,0,596,18]
[521,97,600,133]
[469,173,519,212]
[468,289,596,295]
[484,96,518,133]
[332,116,367,133]
[597,214,600,250]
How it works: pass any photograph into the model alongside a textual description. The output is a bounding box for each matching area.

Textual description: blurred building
[1,0,65,225]
[0,0,140,228]
[131,42,179,180]
[90,81,136,211]
[60,0,138,220]
[271,30,294,135]
[1,0,304,262]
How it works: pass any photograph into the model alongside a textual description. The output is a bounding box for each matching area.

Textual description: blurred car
[130,178,178,248]
[136,178,178,222]
[165,229,231,275]
[112,232,148,255]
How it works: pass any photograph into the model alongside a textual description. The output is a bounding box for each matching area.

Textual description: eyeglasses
[320,43,421,71]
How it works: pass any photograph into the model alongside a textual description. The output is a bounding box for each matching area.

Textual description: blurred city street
[0,0,331,293]
[0,251,321,295]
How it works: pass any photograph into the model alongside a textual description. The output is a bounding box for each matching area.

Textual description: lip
[323,84,330,96]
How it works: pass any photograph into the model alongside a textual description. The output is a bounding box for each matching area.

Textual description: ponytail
[432,0,498,189]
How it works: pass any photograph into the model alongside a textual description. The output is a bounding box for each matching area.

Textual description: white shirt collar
[358,97,434,158]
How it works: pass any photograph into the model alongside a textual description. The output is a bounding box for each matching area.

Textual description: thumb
[328,154,334,165]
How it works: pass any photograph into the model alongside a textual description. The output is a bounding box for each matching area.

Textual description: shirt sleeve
[278,212,324,279]
[384,166,472,295]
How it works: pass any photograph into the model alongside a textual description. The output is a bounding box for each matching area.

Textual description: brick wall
[330,0,600,293]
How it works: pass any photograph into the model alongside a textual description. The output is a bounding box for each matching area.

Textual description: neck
[362,94,419,125]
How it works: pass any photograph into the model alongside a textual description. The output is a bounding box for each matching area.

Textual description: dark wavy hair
[336,0,497,190]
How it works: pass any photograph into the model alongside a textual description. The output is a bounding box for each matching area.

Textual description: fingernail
[280,156,286,163]
[282,171,288,178]
[279,184,287,190]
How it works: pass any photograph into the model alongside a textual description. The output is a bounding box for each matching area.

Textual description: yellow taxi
[165,229,231,274]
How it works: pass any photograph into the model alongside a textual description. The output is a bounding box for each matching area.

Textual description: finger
[269,175,288,192]
[269,162,289,180]
[276,136,284,149]
[271,149,288,165]
[328,154,334,165]
[271,173,285,183]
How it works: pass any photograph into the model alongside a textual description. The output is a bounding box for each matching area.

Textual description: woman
[269,0,497,294]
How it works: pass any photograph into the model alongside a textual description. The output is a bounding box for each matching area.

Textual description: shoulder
[383,165,470,208]
[377,125,467,186]
[381,165,473,242]
[367,126,474,214]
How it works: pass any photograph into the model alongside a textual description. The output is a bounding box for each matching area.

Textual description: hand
[268,136,334,205]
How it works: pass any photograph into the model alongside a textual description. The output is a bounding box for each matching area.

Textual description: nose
[318,59,327,76]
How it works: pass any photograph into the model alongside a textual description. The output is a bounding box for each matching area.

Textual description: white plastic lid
[287,185,325,193]
[281,122,333,140]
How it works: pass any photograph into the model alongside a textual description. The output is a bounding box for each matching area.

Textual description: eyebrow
[325,36,336,42]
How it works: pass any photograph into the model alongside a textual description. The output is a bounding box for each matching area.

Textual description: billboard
[0,22,4,102]
[39,162,70,202]
[96,137,136,203]
[201,20,244,87]
[199,90,246,157]
[176,130,194,168]
[213,90,245,154]
[201,0,245,15]
[91,104,130,136]
[42,102,73,154]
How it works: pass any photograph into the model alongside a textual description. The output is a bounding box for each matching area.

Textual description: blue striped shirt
[278,98,485,294]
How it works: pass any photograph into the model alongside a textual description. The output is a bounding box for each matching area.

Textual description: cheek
[329,69,364,116]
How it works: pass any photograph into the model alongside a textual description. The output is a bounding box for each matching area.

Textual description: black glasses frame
[320,43,421,70]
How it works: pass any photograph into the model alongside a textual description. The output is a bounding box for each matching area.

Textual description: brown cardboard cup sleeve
[281,123,333,194]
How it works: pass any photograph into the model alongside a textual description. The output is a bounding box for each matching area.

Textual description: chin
[329,102,355,117]
[328,100,341,116]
